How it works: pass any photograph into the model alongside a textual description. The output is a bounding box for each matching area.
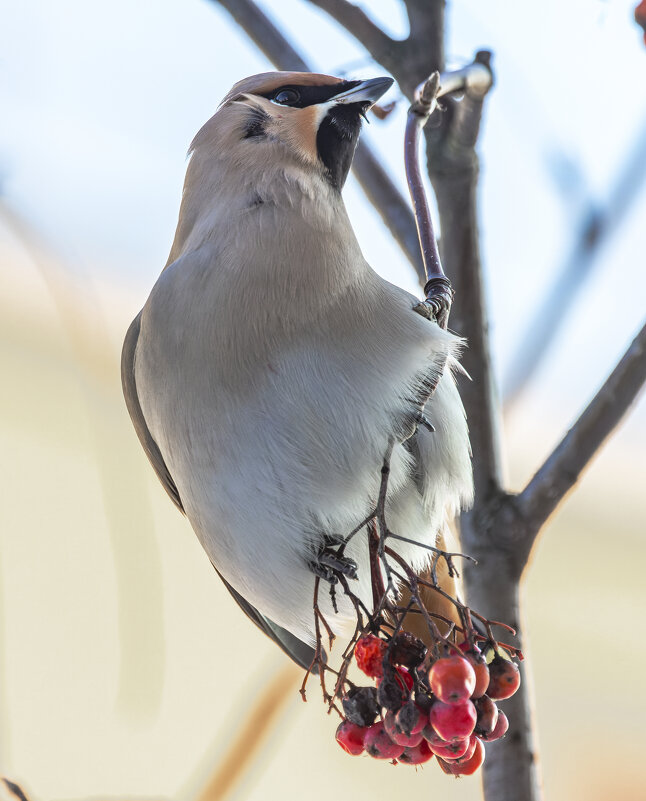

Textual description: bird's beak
[330,77,394,108]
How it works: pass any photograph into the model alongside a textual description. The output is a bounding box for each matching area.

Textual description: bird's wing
[214,570,318,671]
[121,311,185,512]
[121,310,317,671]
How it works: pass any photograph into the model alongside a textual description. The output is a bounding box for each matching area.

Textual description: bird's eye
[273,88,300,105]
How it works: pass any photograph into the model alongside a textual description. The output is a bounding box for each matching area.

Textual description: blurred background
[0,1,645,799]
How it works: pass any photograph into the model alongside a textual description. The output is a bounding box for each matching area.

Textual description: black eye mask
[259,80,361,108]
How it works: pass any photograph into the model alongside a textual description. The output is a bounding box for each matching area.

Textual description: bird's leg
[412,276,455,330]
[308,534,358,584]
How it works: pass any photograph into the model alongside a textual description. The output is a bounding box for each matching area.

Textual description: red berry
[429,736,471,760]
[443,737,485,776]
[397,739,434,765]
[474,695,499,736]
[487,655,521,700]
[430,699,477,741]
[453,734,478,764]
[396,700,426,735]
[355,635,387,679]
[479,709,509,742]
[363,721,405,760]
[394,665,414,691]
[335,720,367,756]
[429,656,476,704]
[384,702,426,746]
[421,723,448,747]
[459,643,491,698]
[471,662,491,699]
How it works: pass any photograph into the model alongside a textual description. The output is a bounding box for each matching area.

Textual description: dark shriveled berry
[377,667,413,712]
[396,700,425,736]
[342,686,380,727]
[391,631,426,668]
[378,676,406,712]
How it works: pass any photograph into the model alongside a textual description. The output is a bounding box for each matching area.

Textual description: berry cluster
[335,632,520,775]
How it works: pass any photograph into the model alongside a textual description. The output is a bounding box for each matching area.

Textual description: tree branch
[213,0,424,283]
[402,0,445,72]
[516,319,646,539]
[427,55,504,503]
[308,0,444,97]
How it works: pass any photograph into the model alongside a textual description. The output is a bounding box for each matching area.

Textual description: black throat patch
[316,103,364,190]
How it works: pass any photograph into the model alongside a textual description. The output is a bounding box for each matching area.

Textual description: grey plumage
[122,72,473,667]
[123,310,317,667]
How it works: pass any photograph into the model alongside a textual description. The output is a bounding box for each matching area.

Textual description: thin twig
[405,73,444,283]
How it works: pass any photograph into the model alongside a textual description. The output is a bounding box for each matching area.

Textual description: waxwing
[122,71,473,668]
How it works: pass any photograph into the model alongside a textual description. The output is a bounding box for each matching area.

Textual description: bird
[122,71,473,670]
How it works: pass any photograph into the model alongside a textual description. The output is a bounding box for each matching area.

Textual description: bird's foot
[413,276,454,329]
[308,536,358,584]
[400,408,435,443]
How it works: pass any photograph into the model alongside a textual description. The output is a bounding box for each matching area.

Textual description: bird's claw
[308,561,339,584]
[308,537,358,584]
[318,551,358,580]
[400,409,435,443]
[413,276,454,328]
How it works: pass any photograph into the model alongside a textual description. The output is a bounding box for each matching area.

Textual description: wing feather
[121,311,317,670]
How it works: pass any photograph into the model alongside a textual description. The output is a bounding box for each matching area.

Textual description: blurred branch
[0,779,165,801]
[400,0,444,90]
[1,779,30,801]
[516,320,646,548]
[193,663,300,801]
[213,0,425,283]
[504,118,646,406]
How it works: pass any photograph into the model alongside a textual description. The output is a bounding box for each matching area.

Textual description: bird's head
[191,71,394,191]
